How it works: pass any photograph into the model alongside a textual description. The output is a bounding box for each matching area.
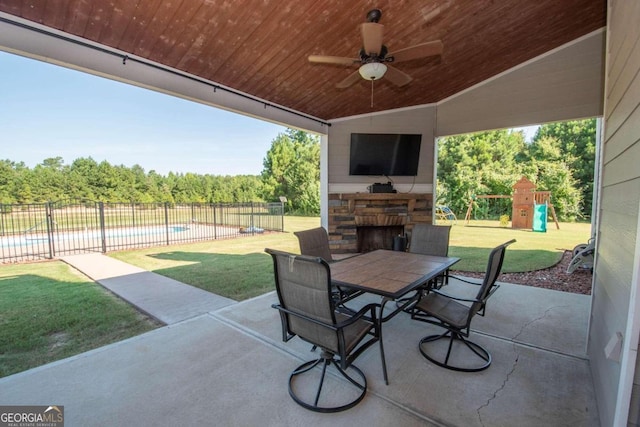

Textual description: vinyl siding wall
[594,1,640,425]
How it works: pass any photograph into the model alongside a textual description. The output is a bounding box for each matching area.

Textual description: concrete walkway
[0,254,599,426]
[62,253,236,324]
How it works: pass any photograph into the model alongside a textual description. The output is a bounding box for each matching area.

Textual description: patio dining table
[330,249,460,384]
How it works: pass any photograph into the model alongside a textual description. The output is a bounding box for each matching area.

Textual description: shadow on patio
[0,277,597,426]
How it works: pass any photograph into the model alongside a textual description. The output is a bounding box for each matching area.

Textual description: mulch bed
[454,250,593,295]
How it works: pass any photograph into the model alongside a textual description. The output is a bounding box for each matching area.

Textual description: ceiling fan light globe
[359,62,387,80]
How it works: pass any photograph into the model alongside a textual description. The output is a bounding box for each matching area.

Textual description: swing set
[463,177,560,230]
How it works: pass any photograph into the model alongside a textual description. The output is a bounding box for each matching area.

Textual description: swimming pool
[1,225,191,249]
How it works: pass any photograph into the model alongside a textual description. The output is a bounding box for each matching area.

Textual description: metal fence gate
[0,201,285,263]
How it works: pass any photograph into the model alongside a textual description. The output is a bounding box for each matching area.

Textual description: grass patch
[109,217,592,297]
[109,216,320,300]
[1,216,589,377]
[446,220,592,272]
[0,261,160,377]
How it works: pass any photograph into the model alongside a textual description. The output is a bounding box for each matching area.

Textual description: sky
[0,51,538,176]
[0,51,287,176]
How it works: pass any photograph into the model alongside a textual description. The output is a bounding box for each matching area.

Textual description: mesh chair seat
[336,312,375,355]
[414,293,469,330]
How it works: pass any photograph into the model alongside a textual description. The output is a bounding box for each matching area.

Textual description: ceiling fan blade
[361,22,384,55]
[336,70,362,89]
[384,65,413,87]
[389,40,443,63]
[308,55,359,66]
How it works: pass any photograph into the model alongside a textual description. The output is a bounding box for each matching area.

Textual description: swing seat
[436,205,457,224]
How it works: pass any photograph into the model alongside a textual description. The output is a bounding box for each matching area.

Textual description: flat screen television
[349,133,421,176]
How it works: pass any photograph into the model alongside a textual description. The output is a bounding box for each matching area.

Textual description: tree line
[0,129,321,215]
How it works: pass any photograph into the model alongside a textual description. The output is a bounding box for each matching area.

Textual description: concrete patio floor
[0,255,598,426]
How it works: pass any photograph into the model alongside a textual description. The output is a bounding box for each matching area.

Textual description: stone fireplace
[328,193,433,254]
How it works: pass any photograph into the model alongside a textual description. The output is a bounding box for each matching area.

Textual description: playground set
[439,176,594,274]
[462,176,560,231]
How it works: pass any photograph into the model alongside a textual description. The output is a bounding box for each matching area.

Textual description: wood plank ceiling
[0,0,606,121]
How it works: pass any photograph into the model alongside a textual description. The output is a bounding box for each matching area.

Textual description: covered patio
[0,264,596,426]
[2,1,640,425]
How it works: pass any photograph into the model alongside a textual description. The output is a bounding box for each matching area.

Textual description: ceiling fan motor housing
[359,45,390,64]
[366,9,382,23]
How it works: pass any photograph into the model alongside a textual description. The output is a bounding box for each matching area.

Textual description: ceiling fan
[308,9,443,88]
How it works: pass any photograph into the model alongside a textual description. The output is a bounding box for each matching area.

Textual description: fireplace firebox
[356,225,404,252]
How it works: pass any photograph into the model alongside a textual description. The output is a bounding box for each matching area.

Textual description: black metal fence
[0,201,284,263]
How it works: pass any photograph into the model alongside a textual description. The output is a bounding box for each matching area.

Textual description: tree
[521,136,582,221]
[30,157,68,202]
[533,119,596,218]
[437,128,583,222]
[261,129,320,215]
[437,130,526,217]
[0,160,21,203]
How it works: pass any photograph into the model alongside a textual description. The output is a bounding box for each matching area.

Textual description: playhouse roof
[513,176,536,190]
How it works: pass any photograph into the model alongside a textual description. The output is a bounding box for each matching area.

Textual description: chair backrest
[409,224,452,256]
[472,239,516,314]
[294,227,334,262]
[266,248,340,352]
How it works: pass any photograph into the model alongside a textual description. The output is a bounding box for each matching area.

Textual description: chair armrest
[272,302,380,331]
[331,253,360,262]
[427,288,481,304]
[448,274,482,285]
[272,303,339,332]
[427,282,501,305]
[334,303,380,328]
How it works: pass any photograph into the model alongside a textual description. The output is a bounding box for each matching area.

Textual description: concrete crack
[477,350,519,427]
[476,305,567,426]
[513,305,568,342]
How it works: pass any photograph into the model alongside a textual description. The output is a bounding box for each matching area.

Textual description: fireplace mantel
[338,192,422,214]
[328,192,433,253]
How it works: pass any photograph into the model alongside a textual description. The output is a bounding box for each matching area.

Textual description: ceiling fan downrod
[370,79,375,108]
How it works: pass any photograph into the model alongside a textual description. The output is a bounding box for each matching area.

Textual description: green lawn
[109,217,592,299]
[108,216,320,301]
[0,216,590,377]
[0,261,160,377]
[445,220,592,272]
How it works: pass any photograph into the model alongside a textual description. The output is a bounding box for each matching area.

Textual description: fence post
[164,202,170,246]
[99,202,107,253]
[0,204,5,236]
[213,204,218,240]
[250,202,255,235]
[45,202,55,259]
[281,201,285,231]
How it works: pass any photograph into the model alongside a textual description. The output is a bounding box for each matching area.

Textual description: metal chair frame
[410,239,515,372]
[267,248,385,413]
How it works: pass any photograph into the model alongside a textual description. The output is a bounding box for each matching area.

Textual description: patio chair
[410,239,515,372]
[266,248,385,413]
[294,227,359,302]
[408,223,452,288]
[294,227,335,262]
